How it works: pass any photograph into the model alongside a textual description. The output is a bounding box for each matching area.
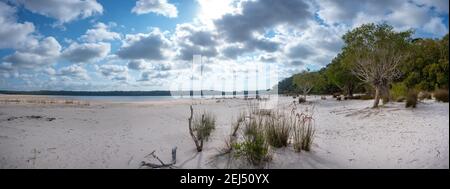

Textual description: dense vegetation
[278,23,449,107]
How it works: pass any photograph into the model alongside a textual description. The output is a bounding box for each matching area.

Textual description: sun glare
[197,0,234,22]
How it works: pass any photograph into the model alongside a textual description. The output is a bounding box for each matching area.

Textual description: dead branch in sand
[140,147,177,169]
[188,105,203,152]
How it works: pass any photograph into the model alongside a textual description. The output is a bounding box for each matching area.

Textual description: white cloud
[173,23,219,60]
[80,22,121,42]
[3,37,61,68]
[138,70,170,81]
[57,64,89,80]
[424,17,449,36]
[386,2,430,29]
[117,29,172,60]
[62,42,110,63]
[132,0,178,18]
[97,64,129,81]
[413,0,449,14]
[128,59,149,70]
[44,67,56,75]
[316,0,448,36]
[16,0,103,24]
[0,1,36,49]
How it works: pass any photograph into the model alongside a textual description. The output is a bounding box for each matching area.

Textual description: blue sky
[0,0,448,91]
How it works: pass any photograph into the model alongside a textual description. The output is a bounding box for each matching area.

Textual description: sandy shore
[0,94,448,169]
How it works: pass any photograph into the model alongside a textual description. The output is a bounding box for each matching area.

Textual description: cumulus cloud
[80,22,121,42]
[62,42,110,63]
[44,67,56,75]
[215,0,312,42]
[316,0,402,25]
[316,0,448,36]
[413,0,449,14]
[116,29,171,60]
[132,0,178,18]
[138,70,169,81]
[16,0,103,24]
[98,64,129,81]
[212,0,314,57]
[3,37,61,68]
[220,45,248,59]
[386,2,430,29]
[0,1,36,49]
[424,17,449,36]
[128,59,149,70]
[173,24,219,60]
[57,64,89,80]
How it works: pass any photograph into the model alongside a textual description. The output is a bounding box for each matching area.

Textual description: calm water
[46,95,249,102]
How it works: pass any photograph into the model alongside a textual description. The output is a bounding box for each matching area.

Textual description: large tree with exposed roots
[342,23,412,108]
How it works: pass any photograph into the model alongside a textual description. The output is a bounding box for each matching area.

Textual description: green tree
[342,23,412,108]
[325,51,362,97]
[293,70,320,99]
[399,33,449,91]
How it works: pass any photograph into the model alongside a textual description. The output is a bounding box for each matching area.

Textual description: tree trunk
[347,85,354,97]
[373,86,381,108]
[381,85,390,104]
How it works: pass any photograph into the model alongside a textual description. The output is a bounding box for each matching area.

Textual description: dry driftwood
[188,105,203,152]
[141,147,177,169]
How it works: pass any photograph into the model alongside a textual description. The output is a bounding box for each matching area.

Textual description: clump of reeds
[291,108,315,152]
[264,112,290,148]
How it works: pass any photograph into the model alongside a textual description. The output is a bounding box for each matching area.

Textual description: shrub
[405,90,418,108]
[233,116,270,165]
[396,96,406,102]
[434,89,449,102]
[390,82,408,100]
[298,97,306,103]
[264,113,290,148]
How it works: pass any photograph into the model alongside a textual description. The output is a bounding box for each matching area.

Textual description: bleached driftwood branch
[141,147,177,169]
[188,105,203,152]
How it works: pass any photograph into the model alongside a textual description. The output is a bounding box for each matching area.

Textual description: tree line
[277,23,449,108]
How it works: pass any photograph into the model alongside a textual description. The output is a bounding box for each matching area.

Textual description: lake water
[46,94,252,102]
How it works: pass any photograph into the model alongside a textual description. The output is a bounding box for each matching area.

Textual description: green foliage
[325,51,362,96]
[293,70,320,96]
[233,117,270,166]
[399,34,449,91]
[390,82,408,101]
[434,89,449,102]
[277,76,295,94]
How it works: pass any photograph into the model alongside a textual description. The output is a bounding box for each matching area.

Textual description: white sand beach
[0,95,448,169]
